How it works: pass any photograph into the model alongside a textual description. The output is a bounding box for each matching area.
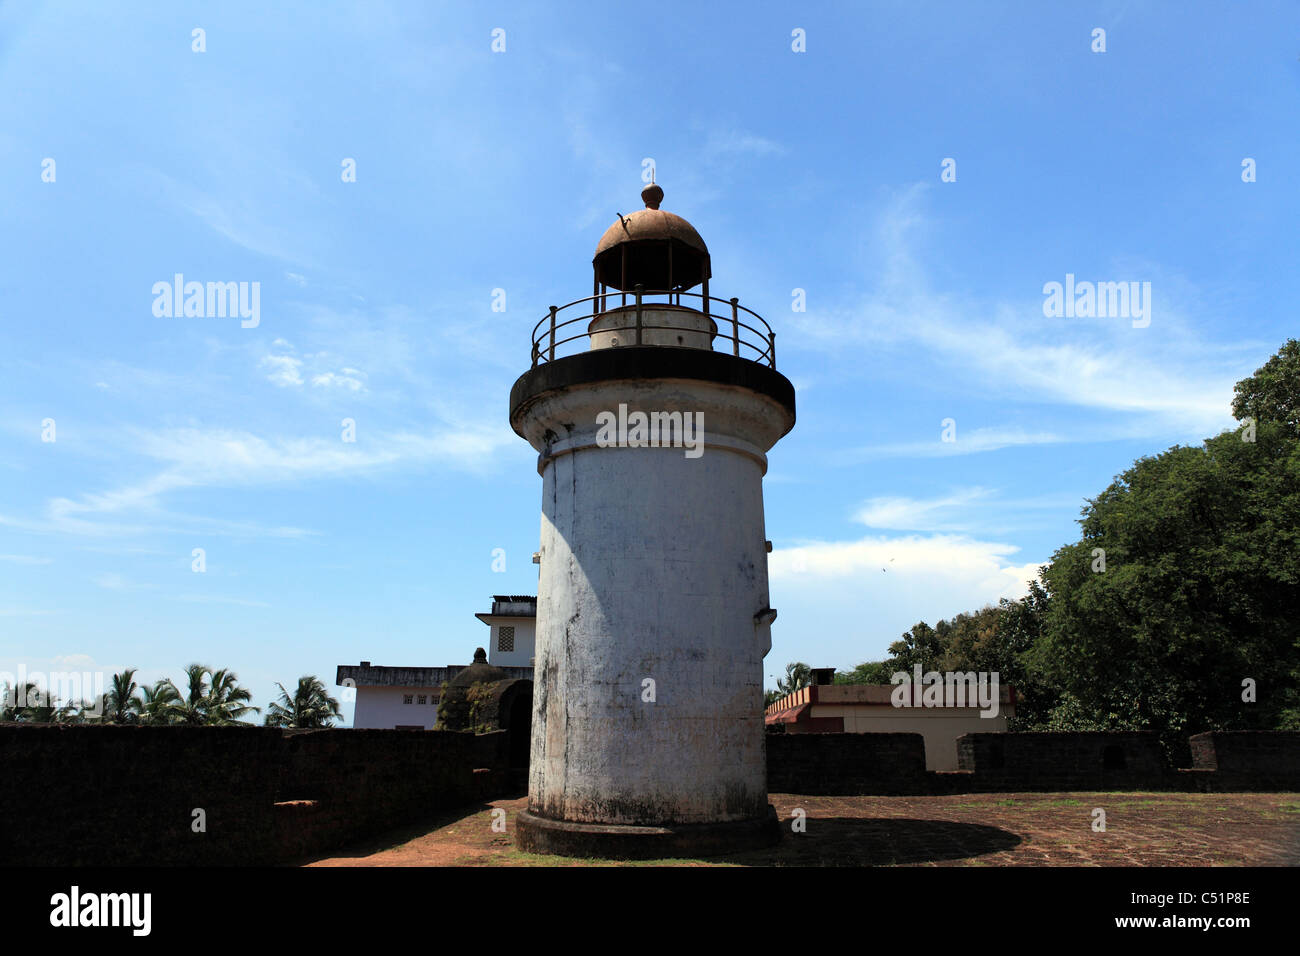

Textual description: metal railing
[530,286,777,369]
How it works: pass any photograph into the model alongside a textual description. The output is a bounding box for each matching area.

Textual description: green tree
[1232,337,1300,437]
[1031,415,1300,760]
[831,586,1054,727]
[834,660,898,684]
[140,679,182,725]
[886,621,945,672]
[0,682,85,722]
[175,664,260,725]
[264,676,342,728]
[103,668,142,724]
[775,661,812,696]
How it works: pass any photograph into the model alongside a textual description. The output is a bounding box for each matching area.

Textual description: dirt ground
[304,791,1300,866]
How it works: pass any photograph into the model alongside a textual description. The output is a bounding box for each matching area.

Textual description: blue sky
[2,1,1297,723]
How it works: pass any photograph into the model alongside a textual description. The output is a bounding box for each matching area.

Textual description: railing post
[634,283,643,345]
[548,306,557,362]
[730,297,740,357]
[769,331,777,368]
[532,341,539,368]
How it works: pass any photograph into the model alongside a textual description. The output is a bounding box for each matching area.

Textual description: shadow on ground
[291,791,529,866]
[716,817,1022,866]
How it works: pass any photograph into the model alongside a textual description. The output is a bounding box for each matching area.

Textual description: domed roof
[593,183,711,292]
[447,647,509,688]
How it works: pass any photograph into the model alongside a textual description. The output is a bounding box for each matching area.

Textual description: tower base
[515,805,782,860]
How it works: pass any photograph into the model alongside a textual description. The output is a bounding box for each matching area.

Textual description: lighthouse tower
[510,182,796,857]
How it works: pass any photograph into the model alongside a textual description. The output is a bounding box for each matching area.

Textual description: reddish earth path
[305,791,1300,866]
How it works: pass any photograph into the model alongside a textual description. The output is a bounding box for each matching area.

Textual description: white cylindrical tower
[511,183,795,857]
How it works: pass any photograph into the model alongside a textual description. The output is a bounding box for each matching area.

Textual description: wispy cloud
[791,185,1251,441]
[853,427,1067,460]
[854,488,995,531]
[143,165,315,266]
[0,422,515,539]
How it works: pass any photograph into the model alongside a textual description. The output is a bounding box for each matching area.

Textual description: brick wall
[6,724,1297,866]
[956,731,1170,791]
[1187,731,1300,791]
[766,732,930,794]
[0,724,512,866]
[767,730,1300,794]
[273,727,510,860]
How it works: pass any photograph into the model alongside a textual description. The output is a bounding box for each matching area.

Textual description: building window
[498,625,515,653]
[417,694,427,705]
[403,694,413,705]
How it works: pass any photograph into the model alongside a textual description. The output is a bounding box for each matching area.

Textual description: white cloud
[855,427,1067,460]
[261,341,368,392]
[261,354,304,387]
[0,554,52,564]
[765,532,1048,670]
[772,533,1044,604]
[790,185,1250,441]
[52,653,98,667]
[854,488,994,531]
[2,422,516,539]
[311,370,365,391]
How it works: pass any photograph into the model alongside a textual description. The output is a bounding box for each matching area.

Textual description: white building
[474,595,537,668]
[337,595,535,729]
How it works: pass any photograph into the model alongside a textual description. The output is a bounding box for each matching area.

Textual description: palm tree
[58,698,101,723]
[140,679,182,725]
[206,667,259,724]
[175,664,260,725]
[176,663,211,725]
[105,668,143,724]
[1,682,63,722]
[264,676,342,728]
[776,661,813,697]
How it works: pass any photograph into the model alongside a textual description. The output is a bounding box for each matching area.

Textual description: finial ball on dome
[641,182,664,210]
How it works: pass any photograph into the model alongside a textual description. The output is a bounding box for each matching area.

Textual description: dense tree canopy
[1232,337,1300,437]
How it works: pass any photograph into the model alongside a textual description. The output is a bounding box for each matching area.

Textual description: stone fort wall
[1,724,509,866]
[4,725,1296,865]
[767,730,1300,795]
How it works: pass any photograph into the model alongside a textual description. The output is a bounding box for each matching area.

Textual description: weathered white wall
[488,620,536,667]
[518,377,792,826]
[352,685,440,729]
